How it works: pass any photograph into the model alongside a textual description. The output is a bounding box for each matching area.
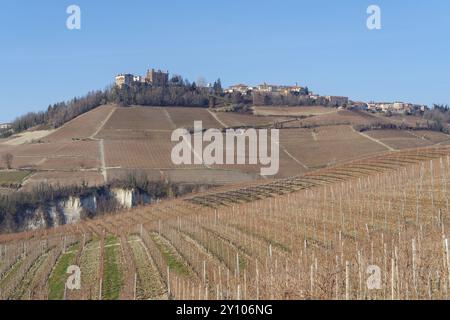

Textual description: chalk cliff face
[61,196,82,225]
[19,189,151,232]
[25,208,46,231]
[111,188,152,209]
[111,188,135,209]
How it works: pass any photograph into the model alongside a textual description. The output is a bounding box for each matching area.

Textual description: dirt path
[406,130,426,140]
[88,107,116,184]
[283,148,309,170]
[99,139,107,183]
[207,109,228,128]
[350,126,396,152]
[273,140,309,170]
[90,107,117,139]
[162,108,177,129]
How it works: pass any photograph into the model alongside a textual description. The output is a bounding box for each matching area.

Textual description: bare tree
[2,153,13,170]
[196,76,207,88]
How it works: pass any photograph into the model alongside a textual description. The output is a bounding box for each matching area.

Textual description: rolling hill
[1,105,449,192]
[0,144,449,299]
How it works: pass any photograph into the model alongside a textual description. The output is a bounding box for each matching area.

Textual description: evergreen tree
[213,78,223,95]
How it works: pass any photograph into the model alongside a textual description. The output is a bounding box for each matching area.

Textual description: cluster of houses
[225,83,306,95]
[223,83,428,114]
[349,102,428,115]
[225,83,349,106]
[114,68,428,114]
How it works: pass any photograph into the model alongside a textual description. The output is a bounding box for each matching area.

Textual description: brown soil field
[163,168,258,184]
[104,139,189,169]
[284,110,390,128]
[7,142,67,157]
[365,130,450,150]
[22,171,104,191]
[37,157,99,171]
[98,106,176,133]
[2,105,448,190]
[366,129,417,139]
[9,156,45,169]
[410,130,450,143]
[378,138,431,150]
[280,126,387,169]
[166,107,223,129]
[54,141,100,158]
[253,105,334,116]
[3,143,66,169]
[7,141,100,171]
[107,168,164,182]
[106,167,258,185]
[213,112,288,127]
[44,105,116,142]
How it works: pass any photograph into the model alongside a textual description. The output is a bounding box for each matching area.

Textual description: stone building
[115,74,134,88]
[325,96,349,107]
[145,68,169,86]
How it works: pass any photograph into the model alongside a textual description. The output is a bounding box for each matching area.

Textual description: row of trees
[421,104,450,133]
[424,104,450,123]
[109,77,225,107]
[10,90,107,133]
[252,92,336,107]
[354,119,449,134]
[110,83,211,107]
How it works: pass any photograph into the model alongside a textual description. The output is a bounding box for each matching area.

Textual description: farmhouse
[0,123,12,130]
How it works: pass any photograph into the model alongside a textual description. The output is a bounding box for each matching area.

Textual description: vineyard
[3,105,450,188]
[2,146,450,299]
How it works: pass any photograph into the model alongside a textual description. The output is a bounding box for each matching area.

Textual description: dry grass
[3,130,54,146]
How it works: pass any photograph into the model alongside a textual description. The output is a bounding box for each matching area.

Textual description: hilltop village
[115,68,428,115]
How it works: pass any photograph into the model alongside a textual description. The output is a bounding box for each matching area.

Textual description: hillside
[1,145,449,299]
[1,105,449,192]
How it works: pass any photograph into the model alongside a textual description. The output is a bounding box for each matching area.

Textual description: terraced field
[166,107,223,129]
[2,105,449,188]
[2,146,450,299]
[45,105,116,142]
[365,129,450,150]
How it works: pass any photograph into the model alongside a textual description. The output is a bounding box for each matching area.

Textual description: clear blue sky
[1,0,449,123]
